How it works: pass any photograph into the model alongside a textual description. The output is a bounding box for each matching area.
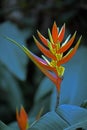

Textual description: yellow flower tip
[72,31,77,39]
[74,31,77,35]
[77,35,82,46]
[48,28,54,43]
[33,35,37,43]
[16,106,28,130]
[53,21,57,25]
[56,66,65,77]
[74,35,82,50]
[37,30,41,38]
[33,35,35,39]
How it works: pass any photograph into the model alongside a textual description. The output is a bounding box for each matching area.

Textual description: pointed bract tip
[77,35,82,46]
[80,35,82,40]
[58,23,65,43]
[33,35,36,40]
[53,21,57,26]
[37,30,43,38]
[73,31,77,36]
[61,23,65,31]
[16,106,28,130]
[37,29,39,32]
[48,28,53,43]
[33,35,38,44]
[63,23,65,28]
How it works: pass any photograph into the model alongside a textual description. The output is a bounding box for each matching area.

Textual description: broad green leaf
[56,104,87,125]
[29,95,50,118]
[29,112,69,130]
[0,121,15,130]
[60,47,87,106]
[8,122,19,130]
[0,21,30,80]
[65,120,87,130]
[0,62,23,111]
[34,77,55,103]
[29,78,57,118]
[50,87,58,111]
[29,78,59,118]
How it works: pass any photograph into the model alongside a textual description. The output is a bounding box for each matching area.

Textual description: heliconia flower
[5,22,82,92]
[16,106,28,130]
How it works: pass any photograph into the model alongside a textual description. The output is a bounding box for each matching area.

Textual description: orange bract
[33,36,56,60]
[58,23,65,43]
[16,106,28,130]
[52,22,59,43]
[37,30,48,47]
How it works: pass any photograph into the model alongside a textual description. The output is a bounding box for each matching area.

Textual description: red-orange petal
[58,31,76,53]
[58,23,65,43]
[33,36,56,60]
[37,30,48,47]
[52,21,59,43]
[16,106,28,130]
[20,106,28,124]
[57,36,82,66]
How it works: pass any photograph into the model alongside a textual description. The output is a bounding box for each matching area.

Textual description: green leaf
[65,120,87,130]
[29,112,69,130]
[50,87,57,111]
[0,62,23,111]
[0,121,15,130]
[56,104,87,125]
[34,77,55,103]
[60,47,87,106]
[29,94,50,118]
[0,21,30,80]
[8,122,19,130]
[29,77,58,118]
